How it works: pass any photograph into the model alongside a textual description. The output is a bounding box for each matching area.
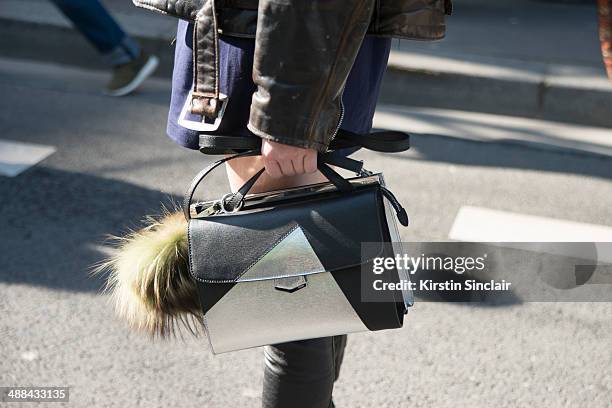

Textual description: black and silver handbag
[184,130,414,354]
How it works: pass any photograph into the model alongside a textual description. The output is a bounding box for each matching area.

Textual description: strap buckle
[178,89,229,132]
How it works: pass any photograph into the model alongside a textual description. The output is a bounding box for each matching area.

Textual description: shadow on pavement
[0,166,180,293]
[0,165,524,313]
[406,132,612,181]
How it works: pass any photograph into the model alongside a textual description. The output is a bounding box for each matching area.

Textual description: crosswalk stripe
[0,139,56,177]
[449,206,612,263]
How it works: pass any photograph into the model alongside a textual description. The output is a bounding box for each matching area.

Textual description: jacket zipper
[328,97,345,146]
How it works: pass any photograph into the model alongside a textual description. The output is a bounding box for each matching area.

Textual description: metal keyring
[220,193,243,213]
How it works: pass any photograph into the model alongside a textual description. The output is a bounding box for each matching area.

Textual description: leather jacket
[135,0,452,152]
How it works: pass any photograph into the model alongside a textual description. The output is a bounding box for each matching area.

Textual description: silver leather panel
[237,226,325,282]
[204,271,368,354]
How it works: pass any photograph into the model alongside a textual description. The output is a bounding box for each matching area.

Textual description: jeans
[50,0,140,66]
[263,335,348,408]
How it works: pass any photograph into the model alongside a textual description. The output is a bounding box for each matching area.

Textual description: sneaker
[105,52,159,97]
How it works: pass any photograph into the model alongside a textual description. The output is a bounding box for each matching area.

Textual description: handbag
[184,130,414,354]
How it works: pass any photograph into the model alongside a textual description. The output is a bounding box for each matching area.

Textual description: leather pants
[262,335,347,408]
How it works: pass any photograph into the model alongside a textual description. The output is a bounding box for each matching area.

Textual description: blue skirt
[167,20,391,155]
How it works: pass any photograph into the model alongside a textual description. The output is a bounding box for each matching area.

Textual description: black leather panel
[330,263,403,331]
[196,280,236,315]
[188,186,386,283]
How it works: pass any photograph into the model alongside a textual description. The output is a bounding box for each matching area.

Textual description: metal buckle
[220,193,243,213]
[178,89,228,132]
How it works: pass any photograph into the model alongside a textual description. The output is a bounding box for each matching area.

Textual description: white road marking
[0,139,56,177]
[21,350,39,361]
[449,206,612,262]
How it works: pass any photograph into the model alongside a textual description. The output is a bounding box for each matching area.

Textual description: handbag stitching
[235,265,330,283]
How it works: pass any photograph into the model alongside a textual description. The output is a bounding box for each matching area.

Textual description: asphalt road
[0,58,611,408]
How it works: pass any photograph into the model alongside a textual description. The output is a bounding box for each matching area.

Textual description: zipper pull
[380,186,409,227]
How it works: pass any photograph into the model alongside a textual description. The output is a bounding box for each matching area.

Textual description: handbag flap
[188,186,387,283]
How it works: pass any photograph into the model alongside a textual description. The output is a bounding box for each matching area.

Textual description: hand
[261,139,318,178]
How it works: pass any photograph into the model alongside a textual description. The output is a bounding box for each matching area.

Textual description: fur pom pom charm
[94,210,203,338]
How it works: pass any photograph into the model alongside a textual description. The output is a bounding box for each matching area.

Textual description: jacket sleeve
[247,0,376,152]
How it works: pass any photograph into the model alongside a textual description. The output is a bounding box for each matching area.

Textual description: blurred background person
[598,0,612,79]
[50,0,159,95]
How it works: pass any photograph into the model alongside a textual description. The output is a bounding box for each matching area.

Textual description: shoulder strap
[330,130,411,153]
[198,129,411,154]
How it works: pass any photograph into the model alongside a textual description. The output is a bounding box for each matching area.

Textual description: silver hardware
[220,193,243,213]
[191,175,383,219]
[274,275,308,292]
[199,200,222,217]
[178,89,228,132]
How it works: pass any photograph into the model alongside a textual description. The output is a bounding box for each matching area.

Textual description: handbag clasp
[274,275,308,293]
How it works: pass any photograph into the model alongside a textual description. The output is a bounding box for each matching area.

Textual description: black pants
[262,335,348,408]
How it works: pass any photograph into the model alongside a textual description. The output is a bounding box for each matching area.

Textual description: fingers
[261,139,318,179]
[263,159,298,178]
[292,156,305,175]
[303,153,317,174]
[263,159,283,179]
[278,160,297,177]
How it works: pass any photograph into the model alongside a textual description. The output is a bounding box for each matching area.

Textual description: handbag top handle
[183,151,365,219]
[183,130,411,220]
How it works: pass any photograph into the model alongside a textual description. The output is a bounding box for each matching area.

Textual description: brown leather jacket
[135,0,452,152]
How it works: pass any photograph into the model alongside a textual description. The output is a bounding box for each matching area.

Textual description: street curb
[381,53,612,129]
[1,9,611,129]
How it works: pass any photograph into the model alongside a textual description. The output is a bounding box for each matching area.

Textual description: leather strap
[319,152,364,174]
[183,150,370,219]
[198,134,261,153]
[329,130,411,153]
[198,129,411,154]
[191,0,221,118]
